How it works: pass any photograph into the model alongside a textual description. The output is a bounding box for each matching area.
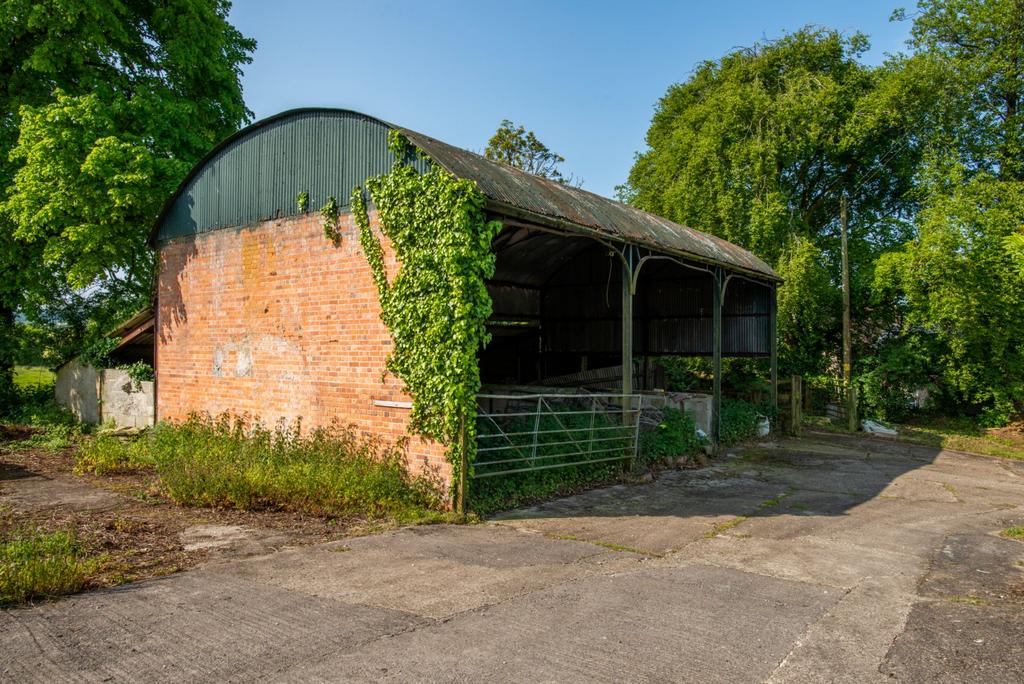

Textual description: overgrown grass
[0,526,100,606]
[76,434,155,475]
[468,459,623,515]
[895,417,1024,461]
[77,414,443,521]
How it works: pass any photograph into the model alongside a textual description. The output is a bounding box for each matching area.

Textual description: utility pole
[840,193,856,431]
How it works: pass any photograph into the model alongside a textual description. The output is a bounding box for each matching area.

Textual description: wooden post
[790,375,803,436]
[712,269,723,446]
[621,248,634,404]
[848,384,858,432]
[841,194,854,432]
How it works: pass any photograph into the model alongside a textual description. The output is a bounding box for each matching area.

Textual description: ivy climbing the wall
[352,131,503,503]
[321,196,341,243]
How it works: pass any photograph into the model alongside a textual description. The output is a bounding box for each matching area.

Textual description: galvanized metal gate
[473,393,642,478]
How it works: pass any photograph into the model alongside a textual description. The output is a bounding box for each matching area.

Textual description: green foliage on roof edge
[352,130,503,501]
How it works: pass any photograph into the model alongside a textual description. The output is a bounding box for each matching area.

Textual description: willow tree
[625,28,919,379]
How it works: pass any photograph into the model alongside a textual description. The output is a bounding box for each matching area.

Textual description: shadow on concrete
[0,462,39,481]
[490,431,1018,555]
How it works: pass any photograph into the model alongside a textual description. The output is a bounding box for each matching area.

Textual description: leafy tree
[5,91,190,300]
[627,6,1023,423]
[625,28,919,380]
[485,120,571,182]
[876,169,1024,423]
[872,0,1024,422]
[894,0,1024,181]
[775,238,841,376]
[0,0,255,403]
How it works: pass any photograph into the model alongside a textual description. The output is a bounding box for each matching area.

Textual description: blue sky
[230,1,913,198]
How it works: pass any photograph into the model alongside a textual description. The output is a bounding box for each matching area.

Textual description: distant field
[13,366,54,388]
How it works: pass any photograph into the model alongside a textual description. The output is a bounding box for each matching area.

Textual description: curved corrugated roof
[151,108,778,280]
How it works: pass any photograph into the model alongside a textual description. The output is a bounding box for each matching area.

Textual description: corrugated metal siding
[537,246,771,356]
[156,111,429,243]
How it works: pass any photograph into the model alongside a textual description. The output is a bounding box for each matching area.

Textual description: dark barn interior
[480,225,778,441]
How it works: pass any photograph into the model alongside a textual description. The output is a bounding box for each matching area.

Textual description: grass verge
[805,415,1024,461]
[0,525,100,606]
[895,418,1024,461]
[75,414,444,522]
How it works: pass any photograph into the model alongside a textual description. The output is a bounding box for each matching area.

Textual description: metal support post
[712,268,723,447]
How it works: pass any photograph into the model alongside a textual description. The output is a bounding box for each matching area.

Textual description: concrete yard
[3,432,1023,682]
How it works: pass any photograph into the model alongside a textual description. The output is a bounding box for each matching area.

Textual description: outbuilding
[151,109,780,491]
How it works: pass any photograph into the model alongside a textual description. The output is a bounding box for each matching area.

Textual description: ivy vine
[296,190,309,213]
[352,130,502,498]
[321,195,341,243]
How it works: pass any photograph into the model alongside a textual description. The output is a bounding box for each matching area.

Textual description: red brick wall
[155,211,452,488]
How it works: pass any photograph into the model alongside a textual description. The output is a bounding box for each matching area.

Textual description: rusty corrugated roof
[401,129,779,281]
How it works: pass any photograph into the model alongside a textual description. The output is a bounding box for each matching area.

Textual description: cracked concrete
[3,431,1024,682]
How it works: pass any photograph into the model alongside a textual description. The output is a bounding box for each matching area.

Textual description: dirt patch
[988,421,1024,449]
[1,434,381,596]
[0,424,36,443]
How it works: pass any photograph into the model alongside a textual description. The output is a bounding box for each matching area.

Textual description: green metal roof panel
[154,109,428,243]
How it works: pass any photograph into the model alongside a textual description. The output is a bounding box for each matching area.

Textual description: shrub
[0,528,99,605]
[656,357,709,391]
[1,381,81,450]
[121,414,441,520]
[639,407,702,466]
[719,398,762,445]
[1,383,74,427]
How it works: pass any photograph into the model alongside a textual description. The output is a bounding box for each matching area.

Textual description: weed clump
[720,398,764,445]
[0,527,99,605]
[76,434,153,475]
